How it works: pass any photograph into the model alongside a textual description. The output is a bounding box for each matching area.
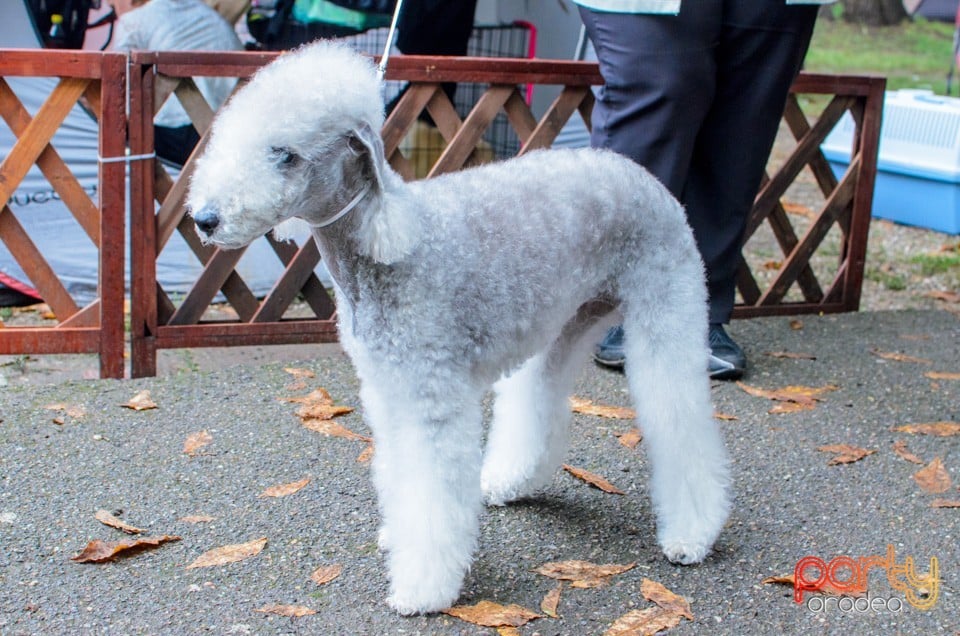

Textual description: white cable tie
[98,151,156,164]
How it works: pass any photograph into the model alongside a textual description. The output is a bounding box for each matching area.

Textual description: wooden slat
[252,238,324,323]
[0,79,100,244]
[0,77,89,205]
[520,86,590,154]
[429,85,514,176]
[0,204,79,319]
[156,320,339,349]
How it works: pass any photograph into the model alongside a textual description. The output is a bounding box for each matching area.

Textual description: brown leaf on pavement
[497,628,521,636]
[121,390,158,411]
[870,349,933,364]
[183,430,213,457]
[301,418,370,441]
[540,582,562,618]
[816,444,876,466]
[931,499,960,509]
[570,397,636,420]
[640,578,694,620]
[356,443,374,463]
[71,535,181,563]
[762,573,865,597]
[737,382,837,414]
[283,367,316,379]
[914,458,952,494]
[281,388,354,420]
[44,403,86,420]
[764,351,817,360]
[185,537,267,569]
[924,290,960,303]
[604,607,682,636]
[310,564,343,586]
[254,604,316,618]
[94,510,144,535]
[925,371,960,381]
[443,600,541,628]
[536,560,635,589]
[563,464,625,495]
[714,412,738,421]
[892,440,924,465]
[789,319,804,330]
[893,422,960,437]
[615,429,642,449]
[180,515,215,524]
[259,477,310,498]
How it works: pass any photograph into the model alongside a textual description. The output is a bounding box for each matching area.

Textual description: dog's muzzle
[193,206,221,237]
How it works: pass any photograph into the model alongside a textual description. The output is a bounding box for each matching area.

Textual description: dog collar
[311,182,373,229]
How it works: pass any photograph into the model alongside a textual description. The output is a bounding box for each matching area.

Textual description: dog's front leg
[359,375,484,615]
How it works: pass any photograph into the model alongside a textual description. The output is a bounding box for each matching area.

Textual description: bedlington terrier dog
[188,41,731,615]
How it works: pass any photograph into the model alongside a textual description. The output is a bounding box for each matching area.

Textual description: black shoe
[708,324,746,380]
[593,325,625,369]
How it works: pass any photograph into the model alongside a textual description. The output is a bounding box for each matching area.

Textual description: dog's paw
[386,589,458,616]
[660,539,709,565]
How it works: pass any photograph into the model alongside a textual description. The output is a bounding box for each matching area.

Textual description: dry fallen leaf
[762,573,865,597]
[254,604,316,618]
[817,444,876,466]
[563,464,625,495]
[737,382,837,414]
[183,430,213,457]
[924,290,960,303]
[893,422,960,437]
[789,319,804,330]
[180,515,215,524]
[443,601,541,628]
[914,458,952,494]
[356,443,374,463]
[782,201,815,218]
[615,429,642,449]
[640,578,694,620]
[284,367,316,379]
[925,371,960,381]
[570,397,636,420]
[931,499,960,509]
[604,607,682,636]
[870,349,932,364]
[185,537,267,569]
[714,412,738,421]
[540,582,562,618]
[300,418,370,441]
[497,628,521,636]
[763,351,817,360]
[71,535,181,563]
[536,560,635,588]
[44,403,86,420]
[259,477,311,498]
[311,564,343,586]
[281,388,354,421]
[94,510,144,535]
[892,440,924,465]
[121,390,158,411]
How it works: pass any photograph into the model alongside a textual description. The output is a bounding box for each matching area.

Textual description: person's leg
[579,5,719,369]
[683,2,819,327]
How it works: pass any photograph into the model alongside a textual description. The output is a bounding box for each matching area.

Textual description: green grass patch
[806,17,956,94]
[866,267,908,291]
[909,251,960,275]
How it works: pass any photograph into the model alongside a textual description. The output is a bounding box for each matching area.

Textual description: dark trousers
[579,2,819,324]
[155,124,200,167]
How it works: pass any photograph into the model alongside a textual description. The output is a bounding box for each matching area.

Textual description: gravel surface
[1,309,959,635]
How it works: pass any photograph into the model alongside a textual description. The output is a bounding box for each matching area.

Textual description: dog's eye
[271,147,299,166]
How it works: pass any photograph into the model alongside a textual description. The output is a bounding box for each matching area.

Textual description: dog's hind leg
[481,300,618,505]
[620,258,731,565]
[359,370,485,615]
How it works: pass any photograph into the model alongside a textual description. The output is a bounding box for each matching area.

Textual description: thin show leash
[314,0,404,229]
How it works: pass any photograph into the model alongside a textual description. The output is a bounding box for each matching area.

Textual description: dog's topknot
[213,40,384,150]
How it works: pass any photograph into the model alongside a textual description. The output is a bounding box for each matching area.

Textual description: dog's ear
[348,122,421,264]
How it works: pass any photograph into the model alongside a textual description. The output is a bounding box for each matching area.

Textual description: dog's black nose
[193,207,220,235]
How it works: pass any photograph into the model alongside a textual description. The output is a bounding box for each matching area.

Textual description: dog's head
[187,41,391,253]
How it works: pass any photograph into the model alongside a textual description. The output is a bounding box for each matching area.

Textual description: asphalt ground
[1,308,958,635]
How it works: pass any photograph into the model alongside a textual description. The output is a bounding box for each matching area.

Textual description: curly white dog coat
[188,41,731,615]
